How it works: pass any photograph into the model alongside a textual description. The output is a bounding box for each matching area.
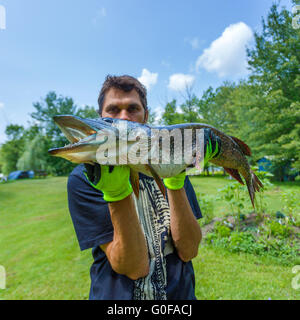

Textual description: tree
[178,87,202,123]
[17,134,50,172]
[0,125,26,175]
[0,151,2,173]
[76,105,99,119]
[147,108,157,125]
[29,92,98,175]
[161,99,184,125]
[31,91,77,141]
[196,82,237,134]
[5,124,25,140]
[245,3,300,176]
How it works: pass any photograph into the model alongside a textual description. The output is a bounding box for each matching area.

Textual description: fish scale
[48,115,263,208]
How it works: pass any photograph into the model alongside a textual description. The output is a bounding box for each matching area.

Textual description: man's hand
[163,171,186,190]
[85,163,149,280]
[163,128,221,191]
[203,128,221,165]
[84,164,133,202]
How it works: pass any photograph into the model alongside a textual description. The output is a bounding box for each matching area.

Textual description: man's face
[101,87,148,124]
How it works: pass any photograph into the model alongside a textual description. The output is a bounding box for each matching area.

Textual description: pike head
[48,115,117,164]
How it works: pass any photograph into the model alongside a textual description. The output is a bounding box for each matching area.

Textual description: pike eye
[102,118,114,124]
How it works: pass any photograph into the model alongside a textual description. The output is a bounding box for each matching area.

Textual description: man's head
[98,75,148,123]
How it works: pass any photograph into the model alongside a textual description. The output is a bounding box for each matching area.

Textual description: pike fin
[230,136,252,156]
[246,179,256,209]
[145,164,166,198]
[224,167,244,185]
[251,170,264,192]
[130,169,140,199]
[244,171,264,209]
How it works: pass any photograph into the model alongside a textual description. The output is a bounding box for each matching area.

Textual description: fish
[48,115,263,207]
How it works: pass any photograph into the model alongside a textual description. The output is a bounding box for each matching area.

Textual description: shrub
[204,217,300,266]
[214,222,231,238]
[198,193,215,226]
[266,220,292,239]
[281,190,300,225]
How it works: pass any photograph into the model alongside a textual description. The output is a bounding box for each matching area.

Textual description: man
[67,75,220,300]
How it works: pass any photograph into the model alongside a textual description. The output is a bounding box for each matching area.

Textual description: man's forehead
[104,88,142,105]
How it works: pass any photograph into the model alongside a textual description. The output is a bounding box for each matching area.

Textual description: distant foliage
[0,125,26,175]
[0,92,98,176]
[0,3,299,179]
[17,134,50,172]
[160,3,300,181]
[205,216,300,266]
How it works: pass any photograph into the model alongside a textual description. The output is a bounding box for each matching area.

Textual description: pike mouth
[48,115,105,162]
[52,115,98,144]
[48,134,101,156]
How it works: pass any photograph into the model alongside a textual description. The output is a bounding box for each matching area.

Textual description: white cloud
[0,102,4,109]
[196,22,254,77]
[168,74,195,91]
[138,69,158,90]
[151,105,164,124]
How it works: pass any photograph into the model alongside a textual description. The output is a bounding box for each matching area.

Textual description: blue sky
[0,0,294,143]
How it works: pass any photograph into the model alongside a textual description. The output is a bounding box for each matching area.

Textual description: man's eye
[129,106,139,112]
[109,107,119,113]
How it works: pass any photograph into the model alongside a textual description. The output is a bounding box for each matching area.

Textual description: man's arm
[164,128,222,262]
[84,164,149,280]
[100,194,149,280]
[168,188,202,262]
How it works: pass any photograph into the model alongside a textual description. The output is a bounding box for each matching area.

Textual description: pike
[48,115,263,208]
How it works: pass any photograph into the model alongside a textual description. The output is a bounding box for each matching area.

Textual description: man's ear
[144,109,149,123]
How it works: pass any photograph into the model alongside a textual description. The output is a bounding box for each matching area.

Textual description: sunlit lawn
[0,176,299,300]
[189,175,300,216]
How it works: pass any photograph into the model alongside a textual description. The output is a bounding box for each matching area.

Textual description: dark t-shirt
[67,164,202,300]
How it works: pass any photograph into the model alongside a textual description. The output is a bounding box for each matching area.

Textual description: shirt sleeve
[184,176,202,219]
[67,171,114,251]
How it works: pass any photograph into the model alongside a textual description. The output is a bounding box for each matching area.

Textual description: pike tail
[224,167,244,185]
[245,170,264,208]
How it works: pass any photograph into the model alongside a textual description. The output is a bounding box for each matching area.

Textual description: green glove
[84,164,133,202]
[163,171,186,190]
[203,128,221,166]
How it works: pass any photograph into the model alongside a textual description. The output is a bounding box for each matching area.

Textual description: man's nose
[119,110,131,121]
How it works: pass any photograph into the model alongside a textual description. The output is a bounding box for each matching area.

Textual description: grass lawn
[189,175,300,216]
[0,176,299,300]
[194,245,299,300]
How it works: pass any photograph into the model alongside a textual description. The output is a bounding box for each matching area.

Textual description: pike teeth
[64,138,85,148]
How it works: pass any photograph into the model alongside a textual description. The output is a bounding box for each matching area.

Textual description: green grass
[0,178,92,300]
[0,176,299,300]
[194,245,299,300]
[189,175,300,216]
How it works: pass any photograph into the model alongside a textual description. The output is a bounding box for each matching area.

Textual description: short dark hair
[98,75,148,115]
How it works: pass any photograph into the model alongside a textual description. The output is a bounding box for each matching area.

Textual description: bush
[204,217,300,266]
[265,220,292,239]
[198,193,215,226]
[214,222,231,238]
[281,190,300,225]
